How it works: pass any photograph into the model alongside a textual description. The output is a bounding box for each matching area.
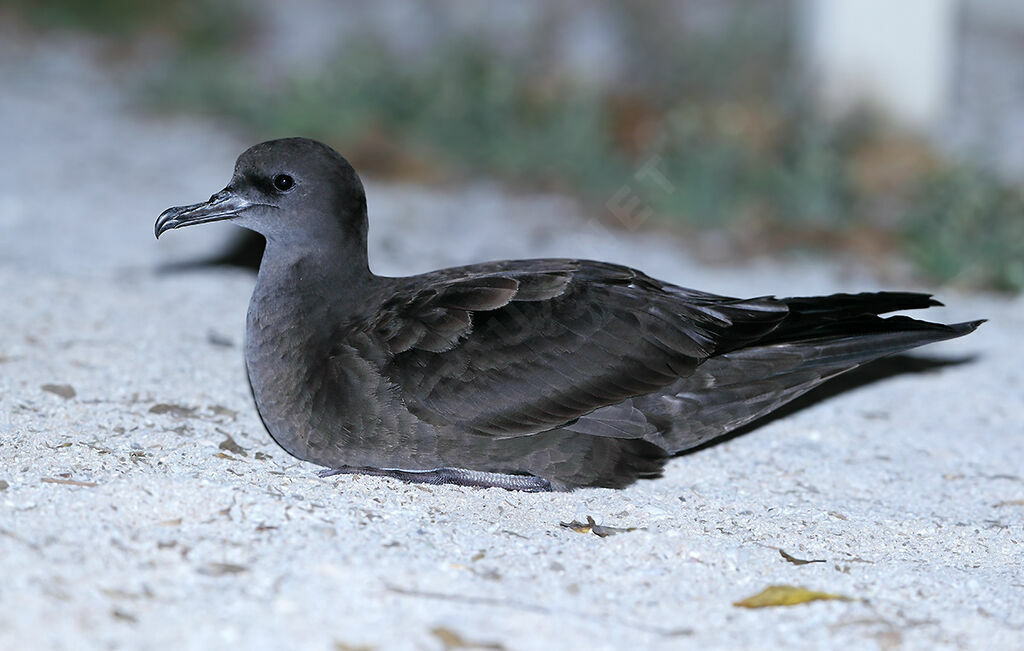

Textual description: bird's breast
[243,280,342,455]
[243,281,427,467]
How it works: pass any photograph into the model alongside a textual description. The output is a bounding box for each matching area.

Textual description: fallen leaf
[111,609,137,623]
[430,626,504,650]
[218,434,248,456]
[197,563,248,576]
[149,403,196,418]
[208,405,238,419]
[560,517,594,534]
[41,477,97,487]
[208,404,238,419]
[591,521,640,537]
[41,384,76,399]
[779,549,826,565]
[734,585,853,608]
[101,587,152,600]
[332,643,375,651]
[206,331,234,347]
[559,515,640,537]
[994,499,1024,507]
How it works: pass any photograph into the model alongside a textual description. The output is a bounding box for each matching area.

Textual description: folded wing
[362,259,788,437]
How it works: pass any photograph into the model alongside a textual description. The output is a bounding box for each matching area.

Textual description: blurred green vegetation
[2,0,239,48]
[5,0,174,33]
[905,168,1024,291]
[8,0,1022,291]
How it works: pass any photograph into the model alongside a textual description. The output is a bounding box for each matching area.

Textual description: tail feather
[782,291,941,316]
[757,291,977,346]
[640,308,983,453]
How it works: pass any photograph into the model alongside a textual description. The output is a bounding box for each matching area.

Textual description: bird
[155,137,983,492]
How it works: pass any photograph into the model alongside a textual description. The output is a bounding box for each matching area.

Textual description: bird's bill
[155,189,251,238]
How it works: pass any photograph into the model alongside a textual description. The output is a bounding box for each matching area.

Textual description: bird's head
[155,138,368,248]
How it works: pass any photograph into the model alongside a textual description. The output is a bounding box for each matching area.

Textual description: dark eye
[273,174,294,192]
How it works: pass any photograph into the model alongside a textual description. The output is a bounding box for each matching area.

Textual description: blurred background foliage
[5,0,1022,290]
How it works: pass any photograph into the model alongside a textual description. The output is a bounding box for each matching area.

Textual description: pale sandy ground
[1,31,1022,651]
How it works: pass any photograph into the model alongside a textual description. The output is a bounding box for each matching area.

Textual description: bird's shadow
[156,231,265,274]
[678,354,977,456]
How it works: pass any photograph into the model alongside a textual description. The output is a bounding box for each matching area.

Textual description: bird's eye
[273,174,294,192]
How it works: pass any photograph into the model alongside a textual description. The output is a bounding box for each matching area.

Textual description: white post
[800,0,957,131]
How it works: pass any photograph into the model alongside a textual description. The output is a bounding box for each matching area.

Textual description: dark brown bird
[156,138,982,491]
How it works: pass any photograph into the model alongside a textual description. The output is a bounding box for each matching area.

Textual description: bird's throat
[247,237,377,355]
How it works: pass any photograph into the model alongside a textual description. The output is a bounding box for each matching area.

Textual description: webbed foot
[316,465,552,492]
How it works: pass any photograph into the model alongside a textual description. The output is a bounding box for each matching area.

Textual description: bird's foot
[316,465,552,492]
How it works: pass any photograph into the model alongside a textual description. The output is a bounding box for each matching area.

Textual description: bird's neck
[248,236,378,345]
[244,236,380,442]
[258,235,371,294]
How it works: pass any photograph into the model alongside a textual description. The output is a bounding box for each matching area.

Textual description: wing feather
[359,259,788,438]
